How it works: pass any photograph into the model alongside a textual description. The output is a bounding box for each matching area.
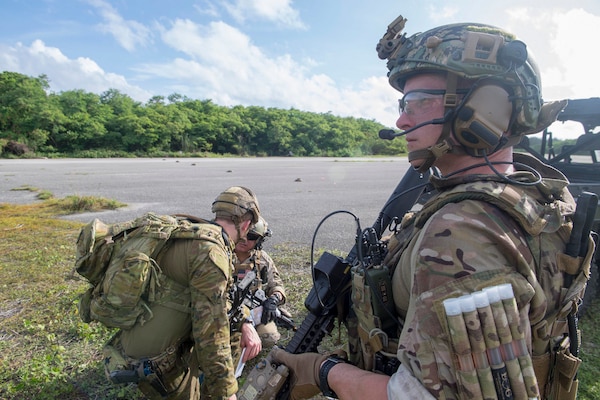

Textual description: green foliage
[10,184,39,192]
[49,195,126,213]
[518,135,579,159]
[36,190,54,200]
[71,148,138,158]
[578,298,600,400]
[0,199,141,400]
[0,72,52,150]
[7,186,124,213]
[0,72,407,158]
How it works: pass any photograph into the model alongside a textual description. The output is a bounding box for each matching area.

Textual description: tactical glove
[270,347,347,400]
[261,295,279,324]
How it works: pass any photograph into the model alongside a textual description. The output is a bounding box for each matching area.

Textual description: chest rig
[234,250,268,293]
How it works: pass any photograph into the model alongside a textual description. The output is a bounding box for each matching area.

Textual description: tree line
[0,71,407,158]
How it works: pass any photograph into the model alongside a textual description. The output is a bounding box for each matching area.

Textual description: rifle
[230,269,297,332]
[246,288,297,332]
[238,167,431,400]
[229,269,258,331]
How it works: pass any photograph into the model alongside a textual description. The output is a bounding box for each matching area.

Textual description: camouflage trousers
[137,347,199,400]
[130,330,253,400]
[103,333,199,400]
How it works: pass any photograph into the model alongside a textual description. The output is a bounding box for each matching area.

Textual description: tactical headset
[452,39,530,156]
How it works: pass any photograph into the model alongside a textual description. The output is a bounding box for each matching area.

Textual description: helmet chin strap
[408,140,452,173]
[408,74,461,173]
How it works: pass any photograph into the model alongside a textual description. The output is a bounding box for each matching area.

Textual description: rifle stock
[238,167,430,400]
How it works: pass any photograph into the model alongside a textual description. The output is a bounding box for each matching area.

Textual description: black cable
[441,158,543,187]
[309,210,361,309]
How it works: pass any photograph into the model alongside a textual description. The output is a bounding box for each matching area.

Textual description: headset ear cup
[453,85,512,156]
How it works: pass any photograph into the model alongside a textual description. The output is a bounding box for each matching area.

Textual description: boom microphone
[378,129,401,140]
[378,111,455,140]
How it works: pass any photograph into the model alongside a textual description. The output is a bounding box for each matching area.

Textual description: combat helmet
[248,216,272,250]
[376,15,566,168]
[249,216,272,238]
[212,186,260,224]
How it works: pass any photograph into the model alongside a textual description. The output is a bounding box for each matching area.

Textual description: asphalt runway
[0,157,420,252]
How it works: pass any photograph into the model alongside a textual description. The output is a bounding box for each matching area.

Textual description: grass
[0,199,139,399]
[0,196,599,399]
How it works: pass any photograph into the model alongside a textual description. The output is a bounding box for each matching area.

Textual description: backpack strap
[150,217,232,315]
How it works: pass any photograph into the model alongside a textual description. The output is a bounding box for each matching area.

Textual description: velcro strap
[550,318,569,338]
[408,149,431,162]
[532,352,550,397]
[531,319,550,355]
[556,351,582,393]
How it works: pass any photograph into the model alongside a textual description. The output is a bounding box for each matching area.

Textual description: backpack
[74,212,204,330]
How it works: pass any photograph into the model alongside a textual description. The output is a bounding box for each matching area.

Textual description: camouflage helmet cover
[212,186,260,224]
[377,17,548,135]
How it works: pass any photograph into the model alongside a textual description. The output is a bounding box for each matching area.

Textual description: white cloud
[427,5,459,21]
[141,19,317,104]
[0,40,151,101]
[505,7,600,101]
[194,1,221,18]
[140,19,398,125]
[491,7,600,140]
[86,0,152,51]
[223,0,306,29]
[548,9,600,98]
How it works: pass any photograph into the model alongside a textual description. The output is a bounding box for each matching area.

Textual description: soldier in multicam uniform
[233,216,288,347]
[272,15,592,400]
[113,186,263,400]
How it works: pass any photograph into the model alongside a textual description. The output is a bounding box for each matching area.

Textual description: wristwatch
[319,355,346,399]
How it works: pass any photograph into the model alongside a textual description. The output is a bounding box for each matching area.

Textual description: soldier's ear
[241,219,252,234]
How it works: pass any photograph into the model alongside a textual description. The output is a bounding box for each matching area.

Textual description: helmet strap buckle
[430,140,452,158]
[444,93,460,108]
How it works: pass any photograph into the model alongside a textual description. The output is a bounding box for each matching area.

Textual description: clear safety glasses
[398,89,446,117]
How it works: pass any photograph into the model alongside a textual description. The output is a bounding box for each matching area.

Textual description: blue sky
[2,0,599,137]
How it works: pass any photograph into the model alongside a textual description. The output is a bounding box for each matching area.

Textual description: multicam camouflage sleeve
[393,199,538,399]
[190,241,238,398]
[257,251,286,303]
[388,364,436,400]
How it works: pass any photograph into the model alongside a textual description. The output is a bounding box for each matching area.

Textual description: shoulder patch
[209,246,232,277]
